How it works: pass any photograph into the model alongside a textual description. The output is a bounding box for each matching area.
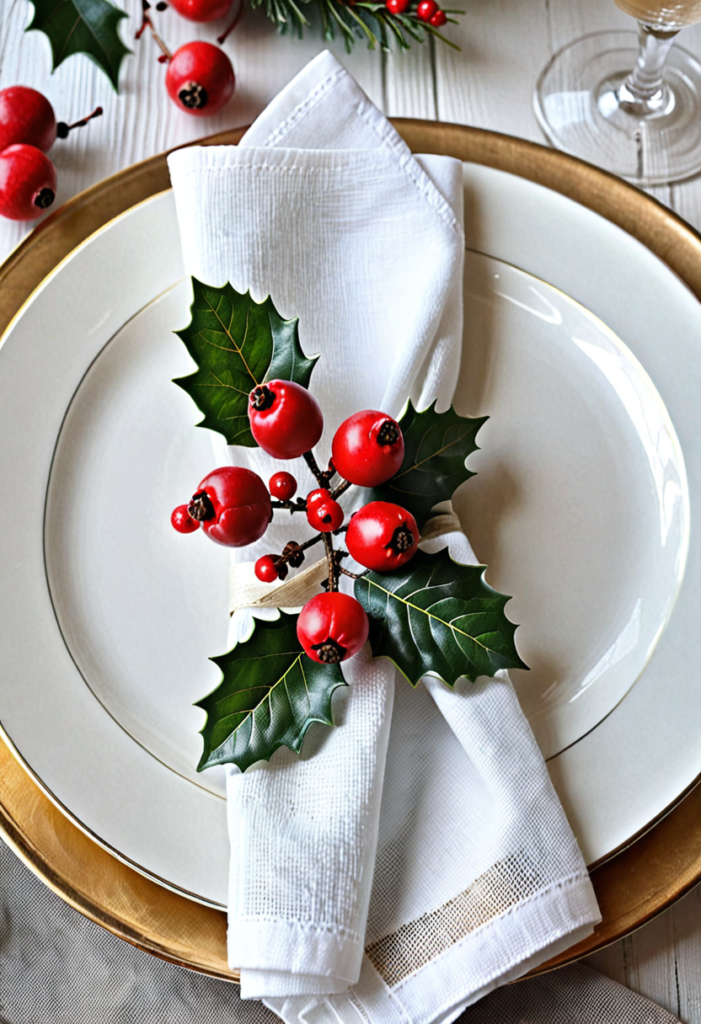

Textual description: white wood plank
[432,0,549,139]
[384,43,436,120]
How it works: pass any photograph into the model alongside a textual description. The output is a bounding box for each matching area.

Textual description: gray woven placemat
[0,839,680,1024]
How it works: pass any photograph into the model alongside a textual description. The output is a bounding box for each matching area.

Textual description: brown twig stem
[135,1,172,60]
[217,0,247,44]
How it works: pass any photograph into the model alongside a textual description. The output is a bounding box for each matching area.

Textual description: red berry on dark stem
[429,9,447,25]
[386,0,410,11]
[169,0,232,19]
[0,145,57,221]
[307,487,330,507]
[165,42,235,116]
[171,504,199,533]
[255,554,280,582]
[346,501,419,572]
[332,410,405,488]
[0,86,56,153]
[307,496,344,533]
[269,471,298,501]
[297,592,369,664]
[248,380,324,460]
[417,0,437,19]
[188,466,271,547]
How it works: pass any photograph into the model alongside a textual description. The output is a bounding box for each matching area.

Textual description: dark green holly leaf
[26,0,130,91]
[372,401,487,528]
[175,279,317,447]
[196,612,346,772]
[355,548,526,686]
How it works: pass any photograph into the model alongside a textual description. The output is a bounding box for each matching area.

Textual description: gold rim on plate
[1,121,701,980]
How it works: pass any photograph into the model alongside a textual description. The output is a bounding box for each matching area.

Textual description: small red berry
[307,487,330,508]
[249,380,324,460]
[386,0,411,11]
[297,592,369,664]
[307,497,344,533]
[0,145,57,221]
[417,0,437,19]
[0,86,56,153]
[165,42,235,116]
[429,9,447,25]
[187,466,271,547]
[332,411,405,488]
[171,504,199,533]
[269,471,298,501]
[346,501,419,572]
[255,554,280,583]
[169,0,233,19]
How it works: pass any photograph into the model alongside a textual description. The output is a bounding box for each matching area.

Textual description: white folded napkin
[168,50,600,1024]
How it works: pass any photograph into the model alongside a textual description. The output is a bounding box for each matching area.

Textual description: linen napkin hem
[265,870,599,1024]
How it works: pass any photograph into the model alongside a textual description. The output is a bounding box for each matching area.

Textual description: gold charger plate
[2,120,701,979]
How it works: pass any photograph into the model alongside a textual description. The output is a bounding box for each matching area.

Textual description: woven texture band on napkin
[167,49,600,1024]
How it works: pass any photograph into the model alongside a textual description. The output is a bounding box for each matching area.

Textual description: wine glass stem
[625,21,678,105]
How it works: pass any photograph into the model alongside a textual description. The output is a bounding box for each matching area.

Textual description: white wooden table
[1,0,700,1018]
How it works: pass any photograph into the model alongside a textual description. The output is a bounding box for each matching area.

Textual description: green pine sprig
[250,0,463,52]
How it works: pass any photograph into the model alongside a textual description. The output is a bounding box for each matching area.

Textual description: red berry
[0,145,57,221]
[297,592,369,664]
[171,503,199,533]
[187,466,271,547]
[269,471,298,501]
[346,501,419,572]
[169,0,233,19]
[331,411,405,488]
[307,487,330,507]
[165,42,235,116]
[255,554,280,582]
[249,380,324,460]
[307,496,344,533]
[0,86,56,153]
[386,0,411,11]
[429,9,446,25]
[417,0,437,19]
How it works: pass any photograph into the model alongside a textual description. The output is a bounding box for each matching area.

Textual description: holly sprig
[175,280,525,773]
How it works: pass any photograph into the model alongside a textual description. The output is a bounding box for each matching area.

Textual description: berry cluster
[0,87,102,221]
[137,0,237,117]
[385,0,447,27]
[172,381,421,666]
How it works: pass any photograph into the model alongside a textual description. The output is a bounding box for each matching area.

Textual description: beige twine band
[229,511,461,615]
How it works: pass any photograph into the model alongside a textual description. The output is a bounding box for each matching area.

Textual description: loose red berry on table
[346,501,419,572]
[417,0,438,19]
[429,9,447,25]
[255,554,280,583]
[165,42,235,116]
[169,0,233,20]
[297,592,369,664]
[0,144,56,221]
[184,466,271,547]
[386,0,411,12]
[331,410,405,487]
[171,504,199,533]
[269,471,298,501]
[248,380,324,460]
[307,496,344,533]
[0,86,56,153]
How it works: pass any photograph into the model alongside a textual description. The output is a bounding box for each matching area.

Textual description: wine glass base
[535,30,701,186]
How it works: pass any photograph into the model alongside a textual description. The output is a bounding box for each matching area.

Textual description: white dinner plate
[0,164,700,907]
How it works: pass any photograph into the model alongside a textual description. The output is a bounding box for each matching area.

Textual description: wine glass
[534,1,701,185]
